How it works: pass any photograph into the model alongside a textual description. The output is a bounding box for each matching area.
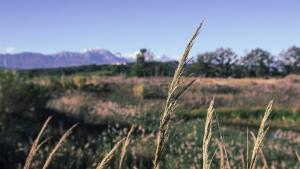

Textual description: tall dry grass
[202,100,215,169]
[152,20,204,169]
[23,117,77,169]
[119,125,135,169]
[248,101,273,169]
[96,138,126,169]
[23,116,52,169]
[42,123,78,169]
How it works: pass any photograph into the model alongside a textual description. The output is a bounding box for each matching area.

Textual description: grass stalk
[250,131,269,169]
[119,125,135,169]
[42,123,78,169]
[248,100,273,169]
[152,20,204,169]
[96,138,126,169]
[203,99,214,169]
[23,116,52,169]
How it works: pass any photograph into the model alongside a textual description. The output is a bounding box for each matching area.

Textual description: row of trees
[189,46,300,77]
[21,47,300,78]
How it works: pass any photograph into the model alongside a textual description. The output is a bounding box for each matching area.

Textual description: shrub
[0,71,49,122]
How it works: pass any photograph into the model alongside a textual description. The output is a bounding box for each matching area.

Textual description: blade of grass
[42,123,78,169]
[203,99,214,169]
[119,125,135,169]
[214,111,231,169]
[250,131,269,169]
[23,116,52,169]
[295,150,300,165]
[249,101,273,169]
[96,138,126,169]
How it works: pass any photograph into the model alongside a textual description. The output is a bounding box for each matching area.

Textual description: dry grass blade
[214,111,231,169]
[96,138,126,169]
[217,140,225,169]
[42,123,78,169]
[250,131,269,169]
[23,116,52,169]
[296,150,300,165]
[119,125,135,169]
[152,20,204,169]
[203,99,214,169]
[248,100,273,169]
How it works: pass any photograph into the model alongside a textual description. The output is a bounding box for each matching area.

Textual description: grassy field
[1,73,300,169]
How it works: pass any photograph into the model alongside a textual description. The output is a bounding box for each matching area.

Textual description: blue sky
[0,0,299,58]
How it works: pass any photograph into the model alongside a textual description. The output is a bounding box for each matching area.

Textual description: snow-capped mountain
[0,49,129,69]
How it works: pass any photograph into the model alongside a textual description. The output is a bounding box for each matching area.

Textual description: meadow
[1,69,300,169]
[1,25,300,169]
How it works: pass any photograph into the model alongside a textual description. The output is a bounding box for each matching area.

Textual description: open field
[1,72,300,169]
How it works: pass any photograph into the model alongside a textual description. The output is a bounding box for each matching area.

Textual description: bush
[0,71,50,122]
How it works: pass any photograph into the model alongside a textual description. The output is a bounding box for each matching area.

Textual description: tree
[191,48,238,77]
[241,48,274,77]
[131,48,147,77]
[279,46,300,74]
[0,71,49,127]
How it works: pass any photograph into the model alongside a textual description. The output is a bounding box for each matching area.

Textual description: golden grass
[296,150,300,165]
[152,20,204,169]
[217,140,225,169]
[119,125,135,169]
[248,100,273,169]
[96,138,126,169]
[202,100,214,169]
[23,117,77,169]
[250,131,269,169]
[23,116,52,169]
[42,123,78,169]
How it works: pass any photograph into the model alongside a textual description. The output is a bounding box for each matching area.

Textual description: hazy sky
[0,0,299,58]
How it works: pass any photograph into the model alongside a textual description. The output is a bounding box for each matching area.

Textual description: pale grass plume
[96,138,126,169]
[153,20,204,169]
[203,99,214,169]
[119,125,135,169]
[23,116,52,169]
[248,100,273,169]
[42,123,78,169]
[250,131,269,169]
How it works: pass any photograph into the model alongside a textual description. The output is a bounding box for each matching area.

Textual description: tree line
[188,46,300,77]
[18,46,300,78]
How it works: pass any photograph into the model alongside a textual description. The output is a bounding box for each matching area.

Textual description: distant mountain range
[0,49,130,69]
[0,49,175,69]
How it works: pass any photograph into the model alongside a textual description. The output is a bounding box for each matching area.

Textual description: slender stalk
[119,125,135,169]
[42,123,78,169]
[250,131,269,169]
[203,99,214,169]
[153,20,204,169]
[214,111,231,169]
[23,116,52,169]
[249,101,273,169]
[96,138,126,169]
